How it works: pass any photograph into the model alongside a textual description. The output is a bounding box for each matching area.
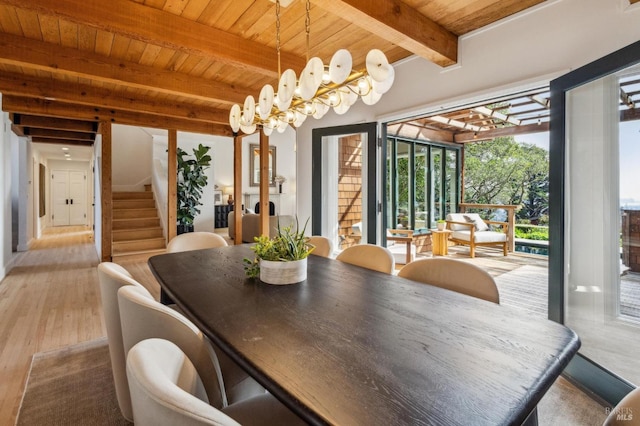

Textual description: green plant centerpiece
[244,218,313,285]
[176,144,211,234]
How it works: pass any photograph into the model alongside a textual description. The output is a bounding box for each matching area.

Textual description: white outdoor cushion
[463,213,489,232]
[451,230,506,243]
[446,213,470,231]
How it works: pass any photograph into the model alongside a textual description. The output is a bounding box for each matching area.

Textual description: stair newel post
[167,129,178,242]
[101,121,112,261]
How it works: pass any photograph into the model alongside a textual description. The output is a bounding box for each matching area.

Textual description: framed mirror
[249,144,276,187]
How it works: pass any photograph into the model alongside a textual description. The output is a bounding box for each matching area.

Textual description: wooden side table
[431,230,452,256]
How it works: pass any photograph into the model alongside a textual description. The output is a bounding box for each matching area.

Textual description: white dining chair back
[335,244,395,274]
[118,285,226,408]
[126,338,239,426]
[167,232,228,253]
[97,262,148,421]
[127,338,308,426]
[308,235,333,258]
[603,387,640,426]
[398,258,499,303]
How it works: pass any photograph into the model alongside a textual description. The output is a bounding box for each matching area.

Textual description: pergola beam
[13,114,96,133]
[311,0,458,67]
[26,128,94,141]
[454,122,550,143]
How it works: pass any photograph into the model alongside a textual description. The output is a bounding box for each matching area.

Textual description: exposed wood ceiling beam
[3,96,233,137]
[31,136,93,146]
[25,128,94,141]
[13,114,97,133]
[0,72,229,124]
[311,0,457,67]
[0,32,247,105]
[454,122,550,143]
[0,0,305,77]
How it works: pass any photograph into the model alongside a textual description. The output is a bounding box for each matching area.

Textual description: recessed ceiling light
[61,147,69,151]
[66,158,72,161]
[64,153,71,157]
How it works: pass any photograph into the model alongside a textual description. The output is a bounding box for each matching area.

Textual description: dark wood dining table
[148,245,580,426]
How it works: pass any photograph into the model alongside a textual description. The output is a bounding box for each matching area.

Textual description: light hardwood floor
[0,227,607,425]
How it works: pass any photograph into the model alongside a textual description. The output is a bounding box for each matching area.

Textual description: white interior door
[69,171,87,225]
[52,170,70,226]
[52,169,87,226]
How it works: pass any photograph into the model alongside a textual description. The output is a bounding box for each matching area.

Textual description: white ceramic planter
[437,222,446,231]
[259,258,307,285]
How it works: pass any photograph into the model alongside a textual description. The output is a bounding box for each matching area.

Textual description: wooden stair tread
[113,191,154,200]
[111,187,164,257]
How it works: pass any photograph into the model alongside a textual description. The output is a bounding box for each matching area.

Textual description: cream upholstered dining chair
[118,285,266,407]
[398,258,500,304]
[163,231,228,304]
[604,387,640,425]
[335,244,395,274]
[97,262,149,421]
[167,231,228,252]
[307,235,333,258]
[127,338,307,426]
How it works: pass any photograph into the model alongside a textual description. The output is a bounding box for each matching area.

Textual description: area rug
[16,337,131,425]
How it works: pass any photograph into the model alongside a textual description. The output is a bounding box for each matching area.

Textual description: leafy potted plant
[436,219,447,231]
[243,218,313,285]
[176,144,211,234]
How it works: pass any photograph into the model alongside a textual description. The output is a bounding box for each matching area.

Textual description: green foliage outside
[514,224,549,241]
[177,144,211,226]
[463,136,549,226]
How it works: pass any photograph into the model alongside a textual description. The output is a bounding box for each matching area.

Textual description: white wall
[295,0,640,223]
[0,95,13,280]
[112,124,153,191]
[94,135,102,259]
[238,127,297,216]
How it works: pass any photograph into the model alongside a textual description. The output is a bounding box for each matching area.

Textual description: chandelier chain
[276,0,281,78]
[305,0,311,63]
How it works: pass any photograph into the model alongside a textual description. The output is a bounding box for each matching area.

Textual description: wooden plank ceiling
[0,0,546,143]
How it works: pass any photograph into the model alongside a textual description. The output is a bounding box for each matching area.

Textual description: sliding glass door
[550,40,640,405]
[312,123,379,249]
[385,137,460,232]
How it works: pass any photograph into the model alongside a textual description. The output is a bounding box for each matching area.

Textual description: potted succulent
[243,218,313,285]
[176,144,211,234]
[436,219,447,231]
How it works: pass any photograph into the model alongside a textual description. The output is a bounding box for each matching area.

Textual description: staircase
[111,185,166,260]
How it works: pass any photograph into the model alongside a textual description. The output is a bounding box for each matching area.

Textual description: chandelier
[228,0,395,135]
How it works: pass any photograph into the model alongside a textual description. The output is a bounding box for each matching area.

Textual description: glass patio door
[385,137,460,232]
[312,123,379,250]
[550,40,640,405]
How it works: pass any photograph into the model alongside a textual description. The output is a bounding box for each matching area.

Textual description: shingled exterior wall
[622,210,640,273]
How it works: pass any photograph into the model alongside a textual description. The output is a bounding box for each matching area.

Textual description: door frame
[312,122,378,245]
[549,39,640,405]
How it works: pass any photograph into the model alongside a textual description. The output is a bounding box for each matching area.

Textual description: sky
[513,123,640,206]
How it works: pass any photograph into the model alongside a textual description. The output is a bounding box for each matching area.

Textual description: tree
[463,136,548,221]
